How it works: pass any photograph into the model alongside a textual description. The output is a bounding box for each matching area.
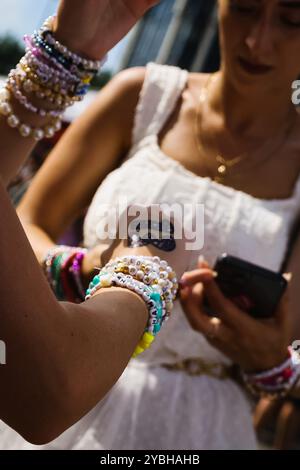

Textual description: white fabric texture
[1,63,300,450]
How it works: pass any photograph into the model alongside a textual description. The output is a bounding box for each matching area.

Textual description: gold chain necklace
[194,73,295,184]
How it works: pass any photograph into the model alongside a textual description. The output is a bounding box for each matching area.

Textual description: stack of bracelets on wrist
[242,347,300,399]
[85,255,179,358]
[43,246,87,303]
[0,15,106,140]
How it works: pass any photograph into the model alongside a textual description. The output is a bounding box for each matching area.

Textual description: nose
[245,16,274,61]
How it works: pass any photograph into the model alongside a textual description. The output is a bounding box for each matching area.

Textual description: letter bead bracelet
[85,256,179,358]
[242,347,300,399]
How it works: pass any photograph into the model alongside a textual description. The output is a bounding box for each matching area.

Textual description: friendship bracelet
[42,246,87,302]
[242,347,300,399]
[40,16,102,72]
[85,256,179,358]
[0,15,104,139]
[69,251,88,302]
[7,73,63,118]
[17,63,74,106]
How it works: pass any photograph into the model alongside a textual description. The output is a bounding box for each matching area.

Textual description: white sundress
[1,63,300,450]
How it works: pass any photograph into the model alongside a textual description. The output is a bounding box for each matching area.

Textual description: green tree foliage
[91,70,113,89]
[0,35,24,75]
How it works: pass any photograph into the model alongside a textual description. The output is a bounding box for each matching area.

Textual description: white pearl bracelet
[0,87,61,140]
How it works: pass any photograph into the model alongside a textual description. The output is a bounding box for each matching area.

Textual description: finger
[203,279,254,330]
[253,398,283,444]
[180,268,218,286]
[197,255,211,269]
[274,288,290,329]
[180,286,212,334]
[274,400,300,450]
[180,286,233,343]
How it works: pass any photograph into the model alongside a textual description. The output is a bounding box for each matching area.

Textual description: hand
[81,243,109,289]
[53,0,160,60]
[100,205,198,281]
[254,390,300,449]
[180,258,292,373]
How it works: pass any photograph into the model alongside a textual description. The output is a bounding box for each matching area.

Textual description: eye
[280,16,300,28]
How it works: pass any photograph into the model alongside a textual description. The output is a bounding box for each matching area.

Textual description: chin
[224,59,273,90]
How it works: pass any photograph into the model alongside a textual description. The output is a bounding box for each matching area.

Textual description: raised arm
[0,0,181,444]
[0,0,159,184]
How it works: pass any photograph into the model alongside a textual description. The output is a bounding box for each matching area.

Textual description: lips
[238,56,274,75]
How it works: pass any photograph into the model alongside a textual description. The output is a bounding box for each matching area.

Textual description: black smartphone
[203,254,288,319]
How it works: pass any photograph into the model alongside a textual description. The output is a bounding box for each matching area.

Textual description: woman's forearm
[17,218,57,265]
[0,179,148,443]
[0,114,37,186]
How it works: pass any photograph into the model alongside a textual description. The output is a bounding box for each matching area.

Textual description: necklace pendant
[217,164,227,176]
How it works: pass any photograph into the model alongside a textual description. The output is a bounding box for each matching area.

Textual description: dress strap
[132,62,189,146]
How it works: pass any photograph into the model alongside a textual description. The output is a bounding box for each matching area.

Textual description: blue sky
[0,0,128,72]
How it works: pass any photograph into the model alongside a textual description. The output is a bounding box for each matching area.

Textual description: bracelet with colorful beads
[40,16,103,73]
[85,256,178,358]
[0,15,105,140]
[42,246,87,302]
[86,271,165,357]
[69,251,87,302]
[242,347,300,399]
[19,55,77,101]
[103,255,178,317]
[7,72,63,118]
[17,61,74,106]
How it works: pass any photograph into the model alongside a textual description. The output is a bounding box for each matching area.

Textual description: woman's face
[218,0,300,90]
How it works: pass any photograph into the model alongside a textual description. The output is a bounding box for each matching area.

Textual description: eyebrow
[279,1,300,7]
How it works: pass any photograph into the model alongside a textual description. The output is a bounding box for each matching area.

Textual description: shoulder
[89,67,146,147]
[103,67,147,106]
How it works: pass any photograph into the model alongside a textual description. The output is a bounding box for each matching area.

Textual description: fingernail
[198,255,205,266]
[179,278,187,288]
[212,271,218,278]
[283,272,293,282]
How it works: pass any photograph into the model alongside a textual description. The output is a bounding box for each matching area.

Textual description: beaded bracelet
[0,15,105,139]
[19,56,77,101]
[43,246,87,302]
[7,72,63,118]
[0,87,62,140]
[86,271,165,357]
[17,62,74,106]
[242,347,300,399]
[85,256,178,358]
[40,16,102,73]
[69,251,87,301]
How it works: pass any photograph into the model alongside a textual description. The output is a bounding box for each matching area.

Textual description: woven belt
[161,358,237,380]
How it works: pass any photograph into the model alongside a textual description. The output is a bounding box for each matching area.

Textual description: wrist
[244,350,291,375]
[242,347,300,399]
[52,19,105,62]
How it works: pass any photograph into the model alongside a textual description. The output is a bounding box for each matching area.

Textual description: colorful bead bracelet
[43,246,87,302]
[85,255,178,358]
[242,347,300,399]
[0,15,104,140]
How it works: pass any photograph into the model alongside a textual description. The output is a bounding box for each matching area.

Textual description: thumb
[198,255,211,269]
